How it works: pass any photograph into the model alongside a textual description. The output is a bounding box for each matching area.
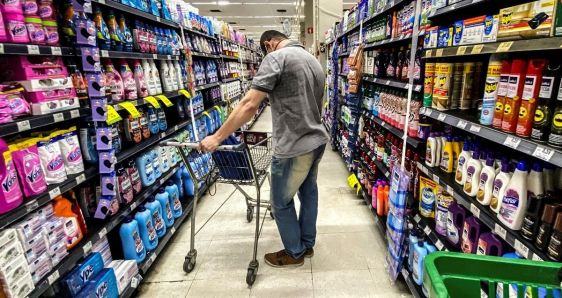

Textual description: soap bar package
[0,272,34,298]
[498,0,554,39]
[77,268,119,298]
[0,256,31,285]
[61,252,105,297]
[108,260,139,294]
[92,236,113,266]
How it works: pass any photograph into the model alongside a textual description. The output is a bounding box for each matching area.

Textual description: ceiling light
[217,0,230,5]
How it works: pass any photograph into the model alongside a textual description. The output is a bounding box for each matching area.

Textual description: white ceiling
[189,0,356,40]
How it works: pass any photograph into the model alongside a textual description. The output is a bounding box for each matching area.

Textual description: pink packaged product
[5,13,30,43]
[12,140,48,197]
[38,0,54,19]
[0,10,7,42]
[29,253,53,283]
[22,0,38,15]
[56,128,84,175]
[0,56,68,81]
[14,215,42,240]
[37,137,67,185]
[25,16,45,44]
[25,87,76,103]
[42,20,58,45]
[1,0,24,14]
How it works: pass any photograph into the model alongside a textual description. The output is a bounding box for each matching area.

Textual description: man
[199,30,328,268]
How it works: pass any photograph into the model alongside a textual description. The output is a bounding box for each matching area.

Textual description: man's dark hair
[260,30,288,53]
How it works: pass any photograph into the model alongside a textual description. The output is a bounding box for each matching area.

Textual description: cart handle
[162,141,246,151]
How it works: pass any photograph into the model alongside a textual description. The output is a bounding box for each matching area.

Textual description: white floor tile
[187,278,251,298]
[144,239,211,282]
[137,280,191,298]
[250,272,313,297]
[312,269,377,297]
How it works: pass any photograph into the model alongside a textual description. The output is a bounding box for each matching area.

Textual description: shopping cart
[424,251,562,298]
[163,131,273,286]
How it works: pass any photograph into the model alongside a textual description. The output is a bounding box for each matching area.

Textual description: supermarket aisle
[138,107,410,297]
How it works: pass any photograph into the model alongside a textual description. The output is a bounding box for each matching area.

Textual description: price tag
[435,48,444,57]
[82,241,92,255]
[101,50,108,57]
[414,214,421,223]
[457,120,468,129]
[179,89,191,98]
[143,96,161,108]
[156,16,161,22]
[157,95,174,107]
[130,201,138,210]
[435,241,444,250]
[153,54,158,59]
[70,109,80,118]
[381,121,386,127]
[118,102,141,118]
[469,125,481,133]
[148,253,157,266]
[423,225,431,235]
[494,224,508,240]
[106,105,123,125]
[503,136,521,149]
[98,0,105,4]
[532,253,543,261]
[75,173,86,185]
[174,125,179,131]
[386,80,390,85]
[49,187,61,199]
[27,45,40,55]
[471,44,484,54]
[26,200,39,212]
[496,41,514,53]
[51,47,62,55]
[426,49,433,57]
[0,44,4,54]
[170,227,176,234]
[533,146,554,162]
[433,174,440,184]
[53,113,64,123]
[446,185,454,194]
[470,203,481,218]
[514,239,530,259]
[384,171,390,178]
[160,132,166,139]
[98,227,107,239]
[17,120,31,132]
[167,55,171,60]
[437,113,446,121]
[131,276,140,288]
[456,46,467,55]
[405,83,410,90]
[347,173,360,189]
[47,270,60,285]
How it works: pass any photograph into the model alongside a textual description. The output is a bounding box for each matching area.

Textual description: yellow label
[347,173,361,194]
[435,49,443,57]
[456,46,467,55]
[106,105,122,125]
[179,89,191,98]
[426,49,433,57]
[144,96,161,108]
[496,41,513,53]
[157,95,174,107]
[117,102,140,118]
[471,44,484,54]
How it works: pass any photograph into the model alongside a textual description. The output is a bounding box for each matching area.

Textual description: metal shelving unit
[91,0,180,28]
[191,51,221,59]
[409,214,455,252]
[362,110,424,148]
[101,50,180,60]
[401,268,424,298]
[0,43,74,56]
[194,81,221,92]
[424,37,562,58]
[363,75,422,92]
[365,33,414,49]
[0,108,88,138]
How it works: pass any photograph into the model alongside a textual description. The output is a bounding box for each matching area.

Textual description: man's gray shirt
[251,42,328,158]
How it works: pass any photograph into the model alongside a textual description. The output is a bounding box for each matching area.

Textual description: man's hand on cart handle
[199,135,222,152]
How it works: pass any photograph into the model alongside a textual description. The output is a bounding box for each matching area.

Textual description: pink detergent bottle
[119,59,137,100]
[104,59,124,102]
[132,59,148,98]
[0,12,8,42]
[0,140,23,214]
[11,139,47,197]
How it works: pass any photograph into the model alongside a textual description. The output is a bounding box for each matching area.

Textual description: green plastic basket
[424,252,562,298]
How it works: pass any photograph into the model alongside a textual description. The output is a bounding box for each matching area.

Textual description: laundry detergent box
[61,252,105,297]
[77,268,119,298]
[424,26,438,48]
[107,260,138,294]
[498,0,555,39]
[0,270,34,298]
[437,26,453,48]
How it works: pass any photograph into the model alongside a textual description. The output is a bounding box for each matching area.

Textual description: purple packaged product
[94,195,117,219]
[90,97,107,121]
[81,47,101,72]
[477,232,505,256]
[100,173,116,196]
[125,160,141,194]
[23,0,38,15]
[98,150,115,174]
[86,73,104,97]
[116,166,134,204]
[76,15,96,46]
[72,0,92,13]
[96,127,112,150]
[461,216,486,254]
[446,201,466,247]
[12,142,47,197]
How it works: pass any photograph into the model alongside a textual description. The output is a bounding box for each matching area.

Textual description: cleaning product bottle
[451,136,462,172]
[119,59,137,100]
[544,163,555,194]
[447,202,466,247]
[490,162,512,214]
[436,188,454,236]
[435,132,443,167]
[480,55,503,125]
[421,241,437,297]
[133,60,149,98]
[144,197,166,238]
[154,190,174,228]
[412,238,428,286]
[463,150,482,197]
[425,132,437,167]
[158,146,170,173]
[0,140,23,214]
[455,141,471,185]
[126,159,142,194]
[159,60,172,92]
[53,195,85,250]
[547,212,562,261]
[138,108,150,140]
[119,216,146,263]
[516,59,547,137]
[181,165,194,196]
[147,106,159,135]
[461,216,485,254]
[498,161,528,230]
[93,6,110,50]
[149,60,162,94]
[135,152,155,187]
[547,79,562,147]
[532,61,561,142]
[477,232,505,256]
[165,181,182,218]
[142,59,157,95]
[106,10,123,51]
[118,14,133,52]
[157,107,167,131]
[502,59,528,133]
[151,149,162,179]
[476,156,496,205]
[167,60,178,91]
[173,60,184,89]
[104,59,125,102]
[407,228,419,271]
[439,135,454,173]
[134,206,158,251]
[493,60,512,128]
[172,168,184,198]
[536,205,562,251]
[520,162,545,239]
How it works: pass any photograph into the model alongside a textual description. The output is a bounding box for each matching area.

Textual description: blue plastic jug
[172,169,184,198]
[134,206,158,251]
[119,216,146,263]
[181,166,194,197]
[144,197,166,238]
[135,152,155,187]
[147,106,159,135]
[157,108,167,132]
[151,150,162,179]
[165,181,182,218]
[154,190,174,228]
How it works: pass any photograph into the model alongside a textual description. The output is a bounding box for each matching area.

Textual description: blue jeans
[270,144,326,258]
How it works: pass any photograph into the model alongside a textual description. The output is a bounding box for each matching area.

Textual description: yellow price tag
[117,102,141,118]
[471,44,484,54]
[347,173,361,194]
[426,49,433,57]
[456,46,467,55]
[106,105,122,125]
[144,96,161,108]
[157,95,174,107]
[178,89,191,98]
[496,41,513,52]
[435,48,444,57]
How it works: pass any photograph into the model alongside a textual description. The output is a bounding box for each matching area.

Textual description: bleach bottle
[134,206,158,251]
[119,216,146,263]
[154,191,174,228]
[172,169,184,198]
[165,181,182,218]
[181,165,194,197]
[0,140,23,214]
[135,152,155,187]
[145,197,166,238]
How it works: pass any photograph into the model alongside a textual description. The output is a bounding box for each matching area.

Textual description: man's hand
[199,135,221,152]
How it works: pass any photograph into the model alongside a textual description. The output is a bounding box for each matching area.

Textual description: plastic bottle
[167,60,178,91]
[149,60,162,94]
[425,133,437,167]
[147,106,159,135]
[492,60,512,128]
[154,190,174,228]
[520,162,545,239]
[451,137,462,172]
[134,206,158,251]
[151,149,162,179]
[104,59,124,102]
[544,163,555,194]
[119,216,146,263]
[455,141,471,185]
[498,161,528,230]
[144,197,166,238]
[158,146,170,173]
[547,213,562,261]
[480,55,503,125]
[439,136,454,173]
[173,60,184,89]
[463,150,482,197]
[547,78,562,147]
[477,232,505,256]
[0,141,23,214]
[490,162,512,214]
[159,60,172,92]
[119,59,137,100]
[135,152,155,187]
[407,228,419,271]
[118,14,133,52]
[412,239,428,285]
[181,165,194,197]
[172,168,184,198]
[447,201,467,247]
[516,59,547,137]
[461,216,484,254]
[535,205,562,251]
[532,62,561,142]
[476,156,496,205]
[156,107,167,131]
[165,181,182,218]
[421,241,437,297]
[106,10,123,51]
[435,133,443,167]
[126,160,142,194]
[133,60,149,98]
[142,59,157,95]
[502,59,527,133]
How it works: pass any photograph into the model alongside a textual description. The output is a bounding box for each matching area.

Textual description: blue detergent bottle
[165,181,182,218]
[158,146,170,173]
[412,238,428,286]
[147,106,159,135]
[119,216,146,263]
[151,149,162,179]
[144,197,166,238]
[172,169,184,198]
[155,190,174,227]
[157,108,167,131]
[422,241,437,297]
[181,165,194,197]
[135,152,155,187]
[134,206,158,251]
[407,228,419,272]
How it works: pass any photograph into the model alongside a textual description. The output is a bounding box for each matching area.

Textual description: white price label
[446,185,454,194]
[53,113,64,123]
[414,214,421,223]
[469,125,481,133]
[436,48,444,57]
[503,136,521,149]
[433,174,440,184]
[160,178,166,185]
[386,80,390,85]
[494,224,507,240]
[435,241,444,251]
[384,171,390,178]
[130,201,138,210]
[423,226,431,235]
[414,85,422,92]
[101,50,108,57]
[98,0,105,3]
[0,44,4,54]
[170,227,176,234]
[532,253,543,261]
[156,16,161,22]
[533,146,554,162]
[27,45,40,55]
[470,203,481,218]
[174,125,179,131]
[167,55,171,60]
[98,227,108,239]
[131,276,140,288]
[48,270,60,285]
[26,200,39,212]
[49,187,61,199]
[381,121,386,127]
[514,239,530,259]
[82,241,92,254]
[405,83,410,90]
[457,120,468,129]
[160,132,166,139]
[153,54,158,59]
[17,120,31,132]
[75,173,86,185]
[51,47,62,55]
[70,109,80,118]
[437,113,446,121]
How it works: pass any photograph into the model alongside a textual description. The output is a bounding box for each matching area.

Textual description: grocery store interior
[2,0,562,297]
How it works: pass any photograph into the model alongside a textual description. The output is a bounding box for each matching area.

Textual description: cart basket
[424,252,562,298]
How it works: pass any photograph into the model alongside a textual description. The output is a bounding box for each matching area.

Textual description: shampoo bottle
[498,161,528,230]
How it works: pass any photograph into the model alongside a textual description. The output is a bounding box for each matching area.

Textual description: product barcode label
[435,49,444,57]
[27,45,40,55]
[17,120,31,132]
[496,41,514,53]
[532,253,543,261]
[470,203,481,218]
[435,241,444,250]
[424,226,431,235]
[456,46,467,55]
[49,187,61,199]
[533,146,554,162]
[75,174,86,185]
[437,113,446,121]
[101,50,108,57]
[53,113,64,123]
[70,109,80,118]
[48,270,60,285]
[471,44,484,54]
[98,227,108,239]
[494,224,507,240]
[503,136,521,149]
[82,241,92,255]
[457,120,468,129]
[170,227,176,234]
[426,50,433,57]
[469,125,481,133]
[26,200,39,212]
[51,47,62,55]
[514,239,530,259]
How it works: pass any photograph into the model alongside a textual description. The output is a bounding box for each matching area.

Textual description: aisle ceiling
[189,1,356,41]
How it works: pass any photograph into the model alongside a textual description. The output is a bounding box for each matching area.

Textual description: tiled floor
[138,108,411,297]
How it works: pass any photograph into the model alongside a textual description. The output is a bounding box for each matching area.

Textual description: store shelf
[363,76,422,92]
[420,107,562,167]
[120,274,142,298]
[424,37,562,59]
[339,51,350,57]
[359,185,387,237]
[183,27,216,40]
[0,108,88,138]
[113,91,183,111]
[0,43,74,56]
[360,145,391,179]
[191,51,220,59]
[409,214,455,252]
[221,54,240,61]
[101,50,180,60]
[401,268,424,298]
[336,0,406,39]
[222,77,241,83]
[91,0,180,28]
[339,73,349,77]
[417,162,550,262]
[362,110,424,148]
[194,82,220,92]
[365,33,413,49]
[427,0,531,24]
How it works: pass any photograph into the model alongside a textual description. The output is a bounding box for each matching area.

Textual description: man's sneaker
[264,250,304,268]
[304,248,314,258]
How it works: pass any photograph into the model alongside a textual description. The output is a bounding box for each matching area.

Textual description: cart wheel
[246,207,254,222]
[246,267,257,286]
[269,211,274,219]
[183,256,196,273]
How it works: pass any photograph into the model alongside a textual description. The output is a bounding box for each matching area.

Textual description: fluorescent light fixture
[217,0,230,5]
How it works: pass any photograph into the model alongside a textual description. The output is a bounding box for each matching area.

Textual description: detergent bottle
[165,181,182,218]
[455,141,471,185]
[447,202,467,247]
[172,168,184,198]
[135,152,155,187]
[477,232,505,256]
[154,191,174,227]
[159,60,172,92]
[498,161,528,230]
[463,150,483,197]
[119,59,137,100]
[147,106,159,135]
[476,156,496,205]
[0,140,23,214]
[158,146,170,173]
[93,6,110,50]
[439,136,454,173]
[149,60,162,94]
[425,132,437,167]
[106,10,123,51]
[119,216,146,263]
[521,162,545,239]
[461,216,486,254]
[151,149,162,179]
[167,60,178,91]
[407,228,419,271]
[412,238,428,286]
[144,197,166,238]
[490,162,512,213]
[118,14,133,52]
[181,165,194,196]
[157,107,167,131]
[53,195,85,250]
[133,60,149,98]
[104,59,124,102]
[134,206,158,251]
[142,59,157,95]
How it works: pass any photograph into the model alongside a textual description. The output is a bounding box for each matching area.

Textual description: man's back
[252,42,328,158]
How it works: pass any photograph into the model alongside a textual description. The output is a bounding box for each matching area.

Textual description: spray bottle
[516,59,547,137]
[502,59,527,133]
[480,55,503,125]
[532,61,561,142]
[493,60,512,128]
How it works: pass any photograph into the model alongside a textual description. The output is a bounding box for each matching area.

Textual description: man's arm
[199,89,268,151]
